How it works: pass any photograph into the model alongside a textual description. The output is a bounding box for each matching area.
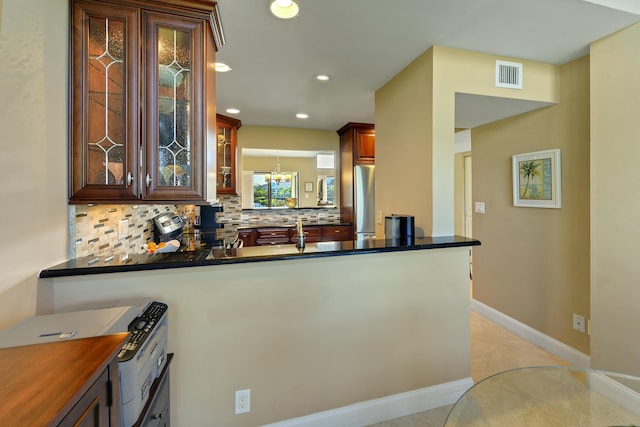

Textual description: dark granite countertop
[39,236,480,278]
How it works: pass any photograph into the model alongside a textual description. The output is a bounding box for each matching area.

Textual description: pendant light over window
[269,0,299,19]
[264,152,292,185]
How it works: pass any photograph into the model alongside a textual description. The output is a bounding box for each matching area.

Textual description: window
[317,175,335,205]
[253,172,298,208]
[316,153,335,169]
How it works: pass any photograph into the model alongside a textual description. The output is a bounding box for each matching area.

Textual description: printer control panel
[118,301,167,362]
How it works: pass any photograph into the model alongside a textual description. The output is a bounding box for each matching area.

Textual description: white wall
[0,0,69,329]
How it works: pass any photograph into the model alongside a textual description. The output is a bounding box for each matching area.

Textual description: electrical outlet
[376,210,383,224]
[573,313,586,333]
[235,389,250,414]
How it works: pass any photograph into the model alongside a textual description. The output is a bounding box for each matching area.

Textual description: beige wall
[375,46,559,238]
[471,56,591,354]
[0,0,68,329]
[376,50,434,238]
[590,22,640,375]
[43,248,472,426]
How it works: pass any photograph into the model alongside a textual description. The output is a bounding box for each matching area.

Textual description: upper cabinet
[337,122,375,165]
[69,0,223,204]
[216,114,241,195]
[337,122,375,225]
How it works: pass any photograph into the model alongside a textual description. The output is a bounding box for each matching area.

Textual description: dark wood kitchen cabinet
[338,122,375,165]
[237,224,353,246]
[69,0,223,204]
[216,114,242,195]
[337,122,375,227]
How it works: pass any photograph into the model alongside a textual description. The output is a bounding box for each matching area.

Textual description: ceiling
[214,0,640,132]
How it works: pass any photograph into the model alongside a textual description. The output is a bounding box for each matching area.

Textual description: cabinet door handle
[146,173,151,187]
[151,413,163,420]
[127,172,133,186]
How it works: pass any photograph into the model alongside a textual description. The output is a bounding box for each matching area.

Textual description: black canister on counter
[384,214,415,244]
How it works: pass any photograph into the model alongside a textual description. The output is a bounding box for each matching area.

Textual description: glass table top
[445,366,640,426]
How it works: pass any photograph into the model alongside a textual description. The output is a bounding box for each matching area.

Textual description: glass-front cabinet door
[69,0,221,204]
[143,13,205,202]
[216,114,241,194]
[70,1,140,202]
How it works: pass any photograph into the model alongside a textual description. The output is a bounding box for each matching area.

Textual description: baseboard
[261,377,473,427]
[589,371,640,417]
[471,299,590,368]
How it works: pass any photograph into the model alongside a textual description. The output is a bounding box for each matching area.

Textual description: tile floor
[367,311,570,426]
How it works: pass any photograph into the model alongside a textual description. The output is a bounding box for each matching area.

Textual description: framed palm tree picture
[512,149,561,208]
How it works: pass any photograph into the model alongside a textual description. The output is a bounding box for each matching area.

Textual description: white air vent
[496,60,523,89]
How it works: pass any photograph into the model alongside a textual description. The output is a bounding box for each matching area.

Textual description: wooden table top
[0,333,129,427]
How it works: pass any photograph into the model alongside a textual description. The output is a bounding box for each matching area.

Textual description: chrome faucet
[296,219,305,250]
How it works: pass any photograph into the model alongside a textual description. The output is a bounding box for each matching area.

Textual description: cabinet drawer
[256,228,291,245]
[322,226,353,241]
[295,227,322,243]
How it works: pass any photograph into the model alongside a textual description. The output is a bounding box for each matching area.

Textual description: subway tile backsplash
[70,204,194,258]
[70,196,340,258]
[215,195,341,242]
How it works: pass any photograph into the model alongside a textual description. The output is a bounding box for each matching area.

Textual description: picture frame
[305,182,313,192]
[512,149,561,208]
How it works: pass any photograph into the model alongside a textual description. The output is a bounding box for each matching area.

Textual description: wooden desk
[0,333,128,427]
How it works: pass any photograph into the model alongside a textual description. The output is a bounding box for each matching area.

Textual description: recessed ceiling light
[296,113,309,119]
[269,0,299,19]
[215,62,232,72]
[226,108,240,114]
[314,74,331,81]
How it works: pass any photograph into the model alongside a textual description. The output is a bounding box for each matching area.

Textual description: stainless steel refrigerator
[354,164,375,240]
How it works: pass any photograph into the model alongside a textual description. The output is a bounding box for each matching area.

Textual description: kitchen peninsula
[38,236,479,426]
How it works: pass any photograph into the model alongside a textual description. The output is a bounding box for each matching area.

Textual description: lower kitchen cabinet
[238,224,353,246]
[256,227,291,246]
[321,225,353,241]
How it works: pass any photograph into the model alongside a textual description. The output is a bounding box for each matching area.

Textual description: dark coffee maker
[384,214,415,244]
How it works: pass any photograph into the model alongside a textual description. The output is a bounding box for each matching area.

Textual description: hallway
[368,311,569,426]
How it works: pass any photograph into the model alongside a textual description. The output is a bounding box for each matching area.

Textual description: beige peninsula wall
[39,247,472,427]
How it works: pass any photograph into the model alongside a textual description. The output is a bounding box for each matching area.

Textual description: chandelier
[264,154,291,185]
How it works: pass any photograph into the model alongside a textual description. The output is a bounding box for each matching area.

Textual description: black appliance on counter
[384,214,415,244]
[195,205,225,247]
[152,207,226,251]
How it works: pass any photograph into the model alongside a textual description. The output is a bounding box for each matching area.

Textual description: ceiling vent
[496,60,523,89]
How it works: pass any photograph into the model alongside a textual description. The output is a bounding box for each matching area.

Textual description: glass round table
[445,366,640,426]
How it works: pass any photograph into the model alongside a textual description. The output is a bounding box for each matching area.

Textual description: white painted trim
[261,377,473,427]
[471,299,591,368]
[454,129,471,153]
[588,371,640,417]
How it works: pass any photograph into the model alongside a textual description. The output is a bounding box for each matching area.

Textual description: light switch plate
[118,219,129,240]
[474,202,486,214]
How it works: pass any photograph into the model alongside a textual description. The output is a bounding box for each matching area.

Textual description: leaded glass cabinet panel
[216,114,241,194]
[142,12,205,202]
[70,1,139,202]
[69,0,221,204]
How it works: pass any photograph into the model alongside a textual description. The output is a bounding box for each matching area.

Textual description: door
[69,1,140,202]
[142,12,206,201]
